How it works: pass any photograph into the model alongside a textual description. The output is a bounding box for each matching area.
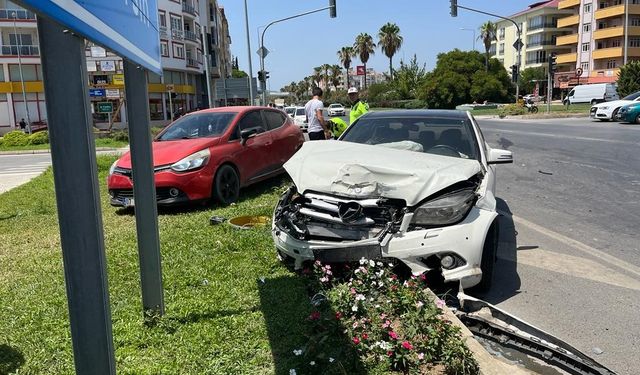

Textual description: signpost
[97,101,113,113]
[16,1,164,373]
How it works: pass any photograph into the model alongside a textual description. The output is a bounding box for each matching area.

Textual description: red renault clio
[107,106,305,207]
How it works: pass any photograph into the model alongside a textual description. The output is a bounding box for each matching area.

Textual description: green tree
[312,67,323,88]
[232,68,248,78]
[478,21,497,71]
[353,33,376,89]
[337,46,354,88]
[617,61,640,97]
[519,67,547,95]
[378,22,403,80]
[330,65,342,91]
[393,54,427,99]
[321,63,332,92]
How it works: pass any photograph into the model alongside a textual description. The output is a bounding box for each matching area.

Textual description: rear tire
[591,99,598,105]
[468,221,499,294]
[636,114,640,124]
[213,164,239,205]
[530,106,538,114]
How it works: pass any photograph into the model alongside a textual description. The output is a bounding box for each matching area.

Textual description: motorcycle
[524,99,538,113]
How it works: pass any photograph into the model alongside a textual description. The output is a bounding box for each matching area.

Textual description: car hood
[594,99,635,108]
[283,141,482,206]
[117,137,220,168]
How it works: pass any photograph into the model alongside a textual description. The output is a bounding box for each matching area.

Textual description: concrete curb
[427,290,534,374]
[0,147,126,156]
[475,114,589,121]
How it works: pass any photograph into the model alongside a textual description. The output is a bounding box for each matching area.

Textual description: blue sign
[89,88,105,97]
[19,0,161,75]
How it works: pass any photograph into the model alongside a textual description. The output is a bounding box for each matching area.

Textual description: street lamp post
[13,11,32,134]
[459,27,476,51]
[243,0,255,105]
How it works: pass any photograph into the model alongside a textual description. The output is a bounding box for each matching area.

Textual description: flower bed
[287,259,479,374]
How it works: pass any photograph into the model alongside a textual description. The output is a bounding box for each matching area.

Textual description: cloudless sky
[220,0,538,91]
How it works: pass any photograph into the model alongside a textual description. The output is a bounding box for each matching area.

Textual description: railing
[0,9,36,20]
[186,58,198,67]
[182,2,196,16]
[159,26,168,38]
[171,28,183,40]
[527,40,556,47]
[526,57,548,64]
[1,45,39,56]
[528,22,558,31]
[183,30,199,42]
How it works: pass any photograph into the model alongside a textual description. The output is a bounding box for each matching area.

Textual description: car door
[229,110,273,184]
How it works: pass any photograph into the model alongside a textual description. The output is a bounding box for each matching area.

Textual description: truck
[563,83,618,105]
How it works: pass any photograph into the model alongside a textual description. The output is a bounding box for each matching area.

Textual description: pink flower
[380,313,387,320]
[391,274,398,280]
[352,337,360,345]
[308,311,321,321]
[352,321,359,329]
[389,331,398,340]
[436,299,446,309]
[350,287,357,295]
[420,273,427,281]
[335,311,343,320]
[362,333,369,340]
[382,320,391,329]
[387,351,394,357]
[418,352,424,360]
[314,260,322,266]
[402,341,413,350]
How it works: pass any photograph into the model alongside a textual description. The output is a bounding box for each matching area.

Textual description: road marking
[503,212,640,279]
[482,128,639,146]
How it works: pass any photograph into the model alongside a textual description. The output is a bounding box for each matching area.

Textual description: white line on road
[483,128,639,146]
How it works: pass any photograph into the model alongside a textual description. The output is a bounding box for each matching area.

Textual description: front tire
[530,106,538,114]
[611,108,620,121]
[468,221,499,294]
[213,164,239,205]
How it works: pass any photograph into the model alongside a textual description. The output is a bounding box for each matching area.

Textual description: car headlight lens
[171,149,210,172]
[411,188,476,226]
[600,106,609,110]
[109,160,118,176]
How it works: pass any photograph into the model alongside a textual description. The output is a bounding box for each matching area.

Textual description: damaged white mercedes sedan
[272,110,513,291]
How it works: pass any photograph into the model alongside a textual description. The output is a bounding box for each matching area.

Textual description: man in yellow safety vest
[348,87,369,124]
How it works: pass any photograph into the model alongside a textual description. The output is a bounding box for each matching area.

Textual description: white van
[563,83,618,105]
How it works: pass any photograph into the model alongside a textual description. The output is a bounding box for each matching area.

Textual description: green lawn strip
[0,138,128,152]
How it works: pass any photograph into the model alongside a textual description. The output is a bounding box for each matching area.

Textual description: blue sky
[221,0,538,90]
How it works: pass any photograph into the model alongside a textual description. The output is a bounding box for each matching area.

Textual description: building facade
[0,0,232,135]
[554,0,640,87]
[490,0,575,76]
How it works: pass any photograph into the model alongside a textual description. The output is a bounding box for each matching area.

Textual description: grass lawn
[0,156,364,374]
[0,138,128,152]
[469,103,592,117]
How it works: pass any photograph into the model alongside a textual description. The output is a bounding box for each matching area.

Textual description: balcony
[556,34,579,45]
[557,15,580,28]
[595,4,626,20]
[528,22,557,32]
[183,30,199,43]
[159,26,168,39]
[1,45,39,56]
[186,58,198,68]
[556,52,577,63]
[528,40,557,48]
[558,0,580,9]
[525,57,547,65]
[592,47,623,59]
[182,2,196,17]
[171,28,183,40]
[0,8,36,20]
[593,26,624,40]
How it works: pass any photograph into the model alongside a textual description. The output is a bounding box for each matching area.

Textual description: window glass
[157,112,235,140]
[237,111,266,133]
[263,110,286,130]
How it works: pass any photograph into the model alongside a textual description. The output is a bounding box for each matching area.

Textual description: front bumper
[328,110,345,116]
[590,106,613,120]
[272,189,497,288]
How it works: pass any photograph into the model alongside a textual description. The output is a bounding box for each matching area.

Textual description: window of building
[606,59,617,69]
[612,39,621,47]
[631,17,640,26]
[598,21,608,29]
[9,64,39,81]
[498,27,505,39]
[172,43,185,59]
[582,42,590,52]
[170,15,182,30]
[581,62,589,71]
[498,43,504,55]
[9,33,33,45]
[583,23,591,32]
[161,40,169,57]
[630,37,640,47]
[158,12,166,27]
[584,3,592,12]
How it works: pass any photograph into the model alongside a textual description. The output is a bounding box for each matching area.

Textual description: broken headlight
[411,188,476,226]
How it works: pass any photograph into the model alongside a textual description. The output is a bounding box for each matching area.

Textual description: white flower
[352,321,358,329]
[369,297,374,302]
[352,304,358,312]
[436,298,446,309]
[293,349,303,356]
[259,277,266,284]
[355,294,365,301]
[329,357,335,363]
[378,340,391,350]
[378,281,384,287]
[416,301,424,308]
[369,259,375,267]
[388,263,394,267]
[310,361,316,366]
[290,369,297,375]
[377,261,383,267]
[320,276,329,283]
[359,257,368,265]
[354,268,360,274]
[375,304,380,308]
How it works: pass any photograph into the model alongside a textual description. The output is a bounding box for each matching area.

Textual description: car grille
[114,165,172,177]
[111,187,177,201]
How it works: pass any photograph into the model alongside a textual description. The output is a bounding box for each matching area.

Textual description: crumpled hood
[117,137,220,168]
[284,141,482,206]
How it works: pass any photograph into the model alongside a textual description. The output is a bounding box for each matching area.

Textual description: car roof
[188,106,278,114]
[361,109,470,120]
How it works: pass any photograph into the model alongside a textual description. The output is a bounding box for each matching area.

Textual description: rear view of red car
[107,106,304,207]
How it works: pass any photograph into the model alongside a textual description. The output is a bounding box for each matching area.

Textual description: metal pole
[37,16,115,374]
[201,26,213,108]
[123,60,165,318]
[13,12,31,134]
[624,0,629,65]
[547,73,552,114]
[243,0,254,104]
[516,28,521,102]
[168,89,173,121]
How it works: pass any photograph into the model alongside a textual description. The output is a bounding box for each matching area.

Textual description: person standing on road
[348,87,369,124]
[19,118,26,132]
[305,87,330,140]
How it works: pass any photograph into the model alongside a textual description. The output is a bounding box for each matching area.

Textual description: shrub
[403,99,427,109]
[0,137,4,147]
[111,130,129,142]
[28,131,49,145]
[498,103,525,118]
[2,131,29,147]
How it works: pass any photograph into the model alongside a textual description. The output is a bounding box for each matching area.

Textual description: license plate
[122,197,135,207]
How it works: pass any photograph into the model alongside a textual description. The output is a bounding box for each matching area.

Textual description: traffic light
[450,0,457,17]
[258,70,265,82]
[329,0,336,18]
[548,53,557,73]
[511,65,519,83]
[265,71,270,80]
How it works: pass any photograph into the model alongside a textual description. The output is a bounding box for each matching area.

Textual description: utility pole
[13,11,31,133]
[243,0,254,105]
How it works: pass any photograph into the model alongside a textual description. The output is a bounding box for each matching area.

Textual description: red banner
[356,65,365,76]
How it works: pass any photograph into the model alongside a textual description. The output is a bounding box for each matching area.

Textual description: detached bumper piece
[109,187,189,207]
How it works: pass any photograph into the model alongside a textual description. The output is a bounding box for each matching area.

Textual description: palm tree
[337,46,354,88]
[330,65,342,91]
[321,63,332,91]
[353,33,376,90]
[312,67,323,88]
[378,22,403,81]
[479,21,497,71]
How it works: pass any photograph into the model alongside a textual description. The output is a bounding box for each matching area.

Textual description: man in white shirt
[304,87,330,140]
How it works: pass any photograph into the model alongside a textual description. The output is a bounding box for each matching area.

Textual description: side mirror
[240,128,258,145]
[487,148,513,164]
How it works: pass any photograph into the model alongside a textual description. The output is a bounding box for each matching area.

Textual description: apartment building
[490,0,574,74]
[0,0,232,134]
[554,0,640,87]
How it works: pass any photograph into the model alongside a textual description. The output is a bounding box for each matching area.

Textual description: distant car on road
[590,91,640,121]
[522,94,544,103]
[327,103,345,117]
[284,106,296,118]
[292,107,307,132]
[107,106,305,207]
[616,101,640,123]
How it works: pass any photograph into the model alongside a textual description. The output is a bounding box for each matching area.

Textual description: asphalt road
[476,117,640,374]
[0,153,52,194]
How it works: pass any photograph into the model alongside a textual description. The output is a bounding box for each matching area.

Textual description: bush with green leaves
[28,131,49,145]
[498,103,525,118]
[617,61,640,97]
[0,137,4,147]
[111,130,129,142]
[2,130,29,147]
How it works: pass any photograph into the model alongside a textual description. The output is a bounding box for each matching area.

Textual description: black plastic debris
[209,215,227,225]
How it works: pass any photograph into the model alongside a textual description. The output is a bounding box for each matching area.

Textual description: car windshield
[330,104,341,108]
[285,108,295,114]
[295,108,305,116]
[340,115,479,160]
[622,92,640,101]
[157,112,236,141]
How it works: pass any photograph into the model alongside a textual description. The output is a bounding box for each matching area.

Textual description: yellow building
[490,0,574,76]
[555,0,640,87]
